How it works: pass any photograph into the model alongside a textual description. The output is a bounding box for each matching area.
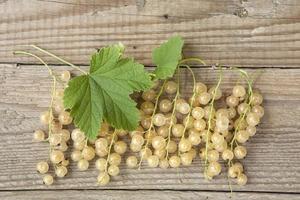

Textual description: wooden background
[0,0,300,199]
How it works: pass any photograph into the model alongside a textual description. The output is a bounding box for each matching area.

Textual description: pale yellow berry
[59,129,70,141]
[108,165,120,176]
[58,111,72,125]
[82,146,96,161]
[180,153,193,166]
[188,132,201,145]
[233,85,246,98]
[157,125,169,138]
[55,166,68,177]
[77,159,89,171]
[198,92,211,105]
[36,161,49,174]
[222,149,234,161]
[252,105,264,118]
[71,129,85,142]
[208,86,222,100]
[193,119,206,131]
[166,140,177,153]
[43,174,54,185]
[153,113,166,127]
[169,155,181,168]
[195,82,207,94]
[61,159,69,166]
[74,140,85,150]
[126,156,138,168]
[250,92,263,106]
[172,124,184,137]
[61,70,71,82]
[97,172,110,186]
[179,138,192,153]
[159,99,172,113]
[33,130,45,142]
[40,111,52,125]
[164,81,177,94]
[147,155,160,168]
[152,136,166,150]
[237,173,248,186]
[71,150,82,161]
[234,146,247,159]
[192,107,204,119]
[159,159,169,169]
[130,143,142,152]
[207,161,222,176]
[236,130,250,144]
[246,112,260,126]
[207,150,219,162]
[226,95,239,107]
[114,141,127,154]
[141,101,155,115]
[109,153,122,166]
[95,138,108,150]
[139,148,152,160]
[142,89,156,101]
[211,133,224,145]
[154,148,166,159]
[95,158,107,171]
[246,126,257,137]
[131,134,144,146]
[50,150,64,164]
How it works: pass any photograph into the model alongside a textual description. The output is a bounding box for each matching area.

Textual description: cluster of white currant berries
[33,69,263,187]
[34,70,72,185]
[129,77,263,186]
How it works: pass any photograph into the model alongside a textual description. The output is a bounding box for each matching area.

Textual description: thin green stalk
[179,64,196,140]
[105,130,116,172]
[179,58,206,66]
[29,45,88,75]
[138,80,166,169]
[165,68,181,159]
[204,69,223,175]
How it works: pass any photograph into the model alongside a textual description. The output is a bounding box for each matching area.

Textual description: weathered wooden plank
[0,64,299,192]
[1,190,300,200]
[1,0,300,67]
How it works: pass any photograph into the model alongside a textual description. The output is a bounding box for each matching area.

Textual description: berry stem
[105,130,116,172]
[165,68,181,159]
[138,80,166,169]
[229,69,254,151]
[29,45,88,75]
[178,64,196,153]
[179,58,206,66]
[204,69,223,176]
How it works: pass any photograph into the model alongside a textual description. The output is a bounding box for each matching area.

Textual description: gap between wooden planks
[0,64,299,194]
[0,190,300,200]
[1,0,300,67]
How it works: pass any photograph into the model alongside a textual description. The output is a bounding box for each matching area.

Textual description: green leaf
[64,45,152,139]
[152,36,184,79]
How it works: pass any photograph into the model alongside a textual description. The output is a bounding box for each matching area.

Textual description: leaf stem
[29,45,88,75]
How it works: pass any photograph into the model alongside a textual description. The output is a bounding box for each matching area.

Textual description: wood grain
[1,0,300,67]
[1,190,300,200]
[0,64,299,192]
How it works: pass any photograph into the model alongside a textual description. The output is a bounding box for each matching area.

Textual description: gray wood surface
[1,0,300,199]
[0,0,299,67]
[1,190,300,200]
[0,64,299,194]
